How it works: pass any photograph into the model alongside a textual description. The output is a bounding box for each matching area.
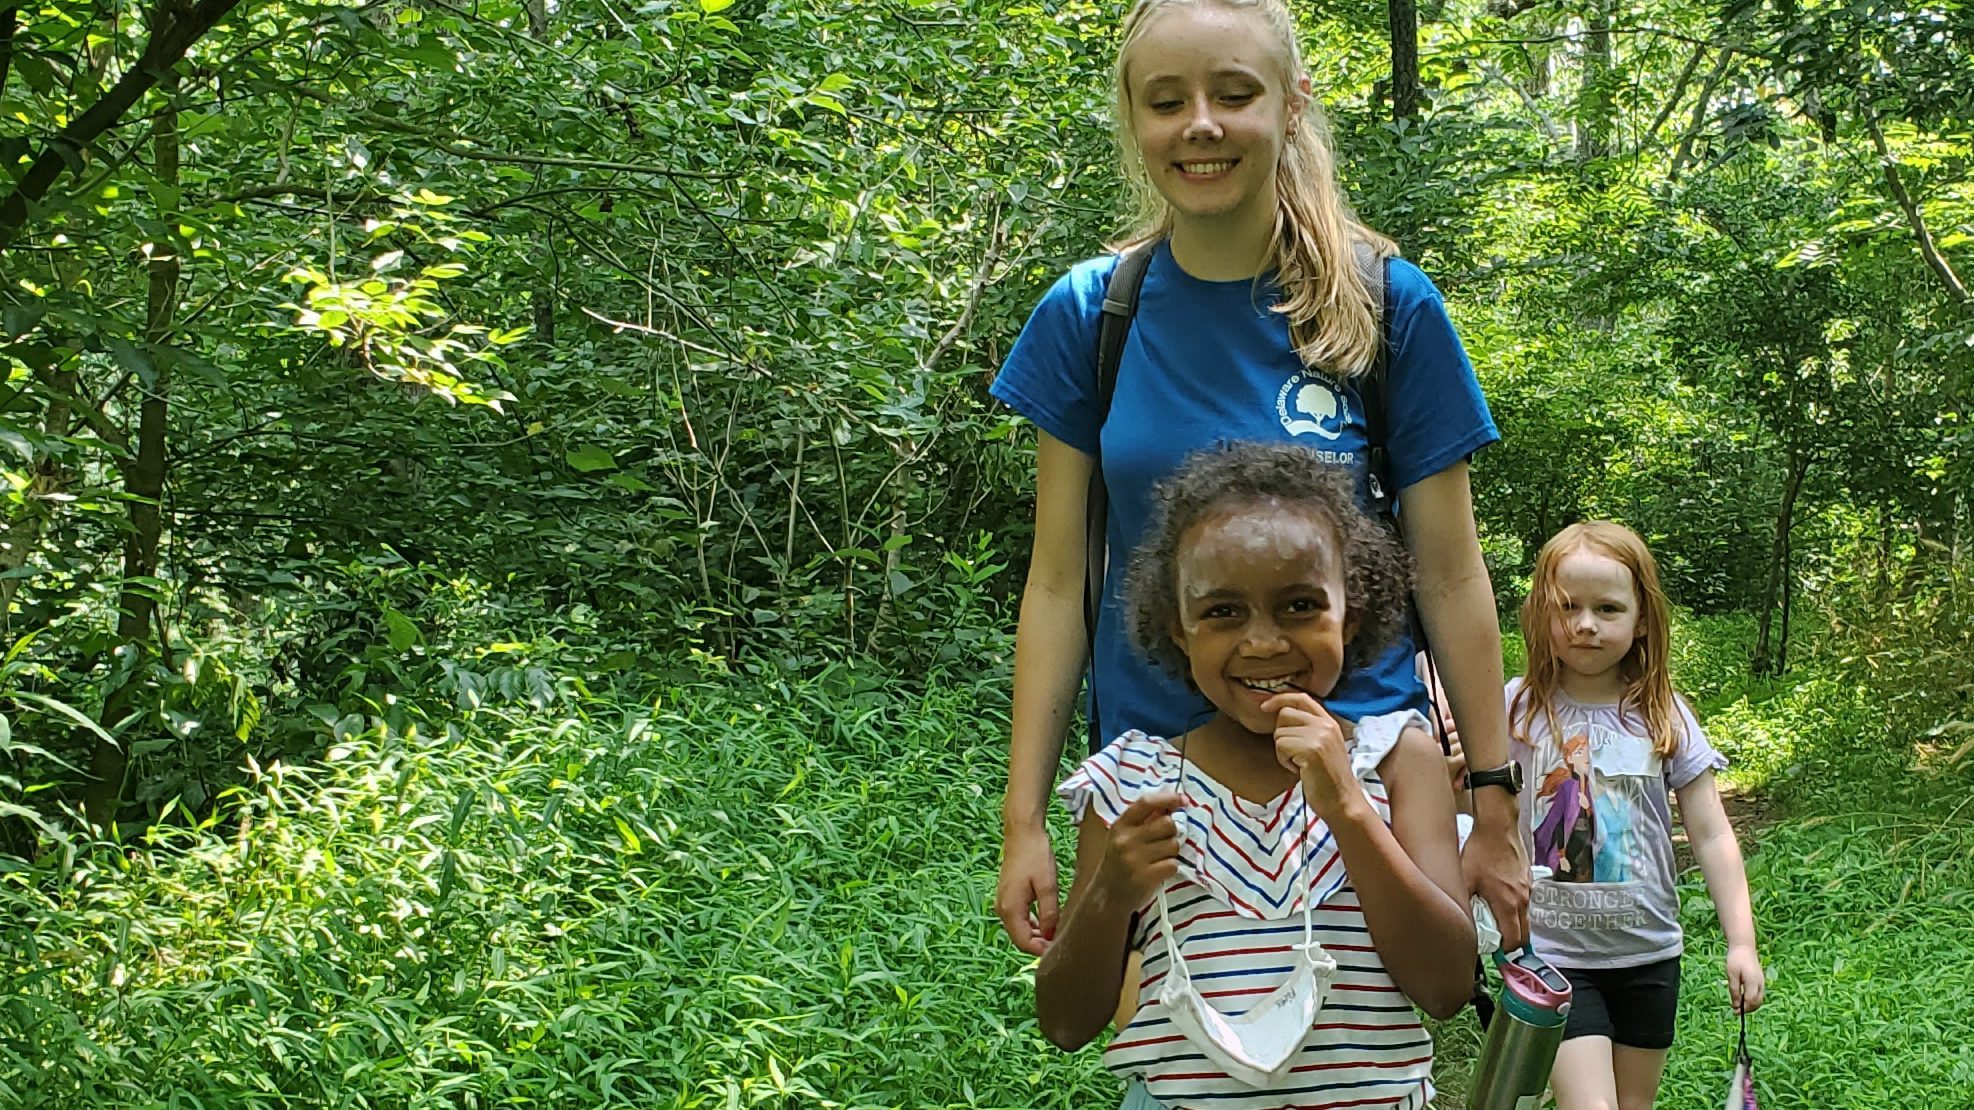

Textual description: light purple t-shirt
[1506,678,1728,969]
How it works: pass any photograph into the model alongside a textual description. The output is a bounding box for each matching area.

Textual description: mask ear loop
[1293,807,1318,961]
[1156,704,1218,995]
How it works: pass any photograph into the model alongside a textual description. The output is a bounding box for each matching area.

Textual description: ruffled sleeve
[1058,731,1174,827]
[1350,709,1431,781]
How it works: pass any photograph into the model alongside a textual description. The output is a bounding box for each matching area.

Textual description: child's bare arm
[1677,770,1765,1012]
[1332,724,1478,1018]
[1035,794,1183,1050]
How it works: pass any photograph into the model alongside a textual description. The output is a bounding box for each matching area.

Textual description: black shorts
[1558,956,1681,1050]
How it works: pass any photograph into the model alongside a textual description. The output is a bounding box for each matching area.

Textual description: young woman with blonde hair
[991,0,1533,1003]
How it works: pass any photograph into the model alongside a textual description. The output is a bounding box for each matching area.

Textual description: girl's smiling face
[1122,3,1302,227]
[1170,500,1354,735]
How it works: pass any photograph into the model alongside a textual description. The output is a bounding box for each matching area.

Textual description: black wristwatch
[1467,762,1524,795]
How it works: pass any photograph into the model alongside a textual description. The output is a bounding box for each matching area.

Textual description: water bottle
[1467,947,1573,1110]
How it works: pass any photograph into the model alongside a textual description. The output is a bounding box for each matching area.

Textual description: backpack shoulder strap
[1352,242,1396,523]
[1083,241,1156,755]
[1095,243,1156,419]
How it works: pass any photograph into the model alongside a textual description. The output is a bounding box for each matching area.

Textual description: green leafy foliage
[2,0,1973,1102]
[0,658,1097,1108]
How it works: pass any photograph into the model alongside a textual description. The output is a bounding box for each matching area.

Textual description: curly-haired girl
[1037,442,1474,1109]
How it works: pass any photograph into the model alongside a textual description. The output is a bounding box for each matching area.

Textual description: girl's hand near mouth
[1263,691,1362,822]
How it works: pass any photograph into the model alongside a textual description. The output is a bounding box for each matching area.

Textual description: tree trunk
[1955,489,1969,579]
[1777,505,1794,674]
[1,6,17,102]
[1752,449,1806,677]
[1389,0,1421,122]
[1876,501,1892,602]
[1574,2,1614,161]
[524,0,556,344]
[84,76,179,828]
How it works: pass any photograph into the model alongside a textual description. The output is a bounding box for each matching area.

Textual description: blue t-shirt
[990,239,1497,745]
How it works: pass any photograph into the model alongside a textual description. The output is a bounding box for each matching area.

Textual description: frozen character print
[1592,784,1636,884]
[1534,731,1595,882]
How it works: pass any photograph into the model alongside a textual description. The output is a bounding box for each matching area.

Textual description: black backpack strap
[1083,241,1156,755]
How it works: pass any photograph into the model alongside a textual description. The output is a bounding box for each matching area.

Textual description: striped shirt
[1058,711,1435,1110]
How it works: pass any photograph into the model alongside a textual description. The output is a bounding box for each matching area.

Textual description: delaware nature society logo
[1276,371,1351,441]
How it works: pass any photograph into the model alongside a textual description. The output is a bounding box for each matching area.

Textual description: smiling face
[1121,3,1302,228]
[1170,500,1354,735]
[1546,548,1644,692]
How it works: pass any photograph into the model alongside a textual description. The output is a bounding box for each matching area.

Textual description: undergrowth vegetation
[2,613,1970,1108]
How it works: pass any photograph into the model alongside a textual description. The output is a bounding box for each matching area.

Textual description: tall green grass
[1655,614,1974,1108]
[1,660,1113,1108]
[3,616,1969,1108]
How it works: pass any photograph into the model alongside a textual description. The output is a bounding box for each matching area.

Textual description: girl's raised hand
[1727,945,1766,1013]
[1263,692,1359,822]
[1095,790,1186,909]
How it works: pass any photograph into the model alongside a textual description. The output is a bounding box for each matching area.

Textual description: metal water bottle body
[1468,949,1573,1110]
[1469,1006,1567,1108]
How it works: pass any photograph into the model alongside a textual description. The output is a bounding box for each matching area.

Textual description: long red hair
[1512,521,1687,757]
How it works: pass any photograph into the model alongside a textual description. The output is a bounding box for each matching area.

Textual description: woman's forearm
[1402,466,1512,805]
[1006,432,1097,833]
[1005,579,1090,832]
[1413,558,1510,774]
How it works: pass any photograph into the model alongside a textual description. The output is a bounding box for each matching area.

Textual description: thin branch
[215,183,387,207]
[27,367,128,456]
[1668,49,1737,181]
[578,307,728,361]
[1478,60,1567,148]
[176,427,381,463]
[1863,107,1969,306]
[1461,26,1765,56]
[1642,42,1707,148]
[923,205,1007,374]
[349,109,732,181]
[1486,0,1545,18]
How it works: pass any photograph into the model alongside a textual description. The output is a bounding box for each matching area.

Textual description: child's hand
[1436,701,1461,761]
[1095,791,1185,909]
[1264,692,1360,822]
[1443,734,1468,793]
[1727,945,1765,1013]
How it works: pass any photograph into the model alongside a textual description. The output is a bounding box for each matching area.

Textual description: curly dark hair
[1122,442,1414,685]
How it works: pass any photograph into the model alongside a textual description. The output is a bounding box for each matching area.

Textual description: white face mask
[1154,814,1337,1087]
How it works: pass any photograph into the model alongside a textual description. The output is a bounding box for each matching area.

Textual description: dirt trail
[1672,785,1776,871]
